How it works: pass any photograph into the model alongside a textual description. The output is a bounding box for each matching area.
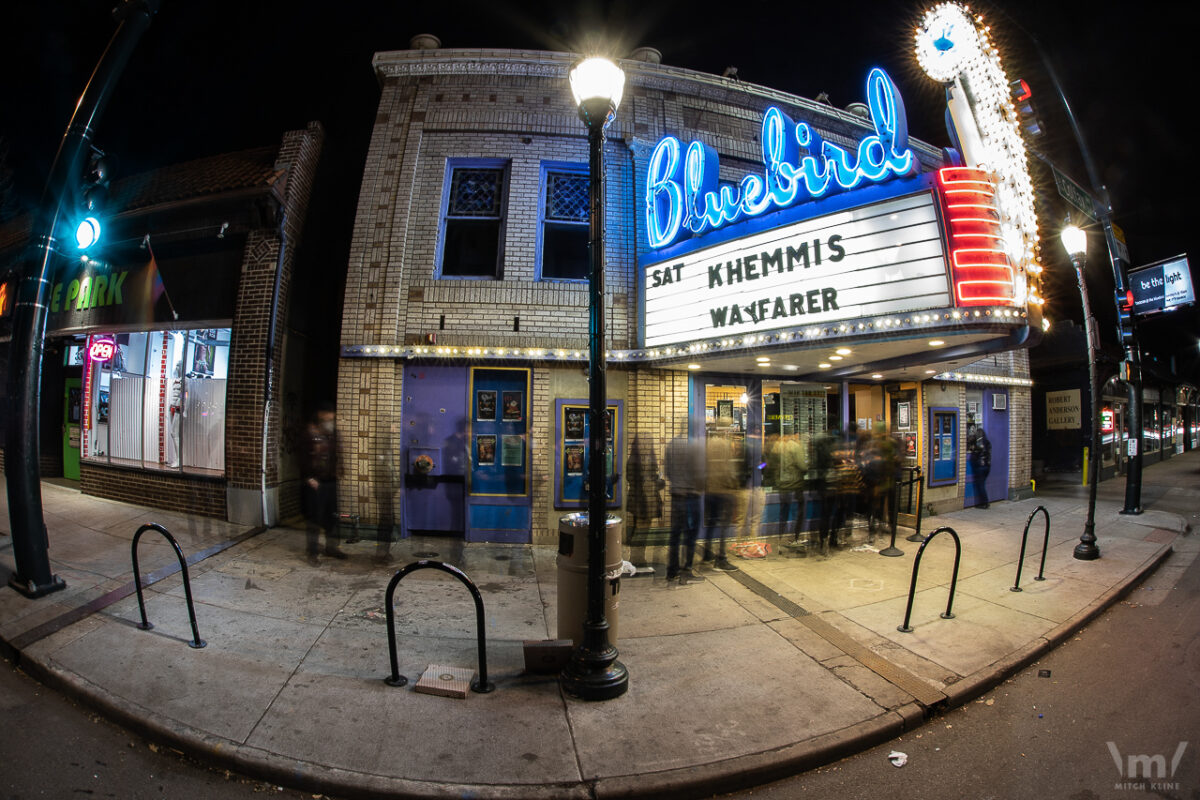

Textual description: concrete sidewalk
[1,453,1194,799]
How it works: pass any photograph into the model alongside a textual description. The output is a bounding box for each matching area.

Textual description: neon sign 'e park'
[645,68,918,250]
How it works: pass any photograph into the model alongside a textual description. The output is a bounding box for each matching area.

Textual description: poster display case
[468,367,530,497]
[554,398,622,509]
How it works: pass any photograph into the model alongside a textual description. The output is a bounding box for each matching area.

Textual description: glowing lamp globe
[569,57,625,129]
[1060,225,1087,259]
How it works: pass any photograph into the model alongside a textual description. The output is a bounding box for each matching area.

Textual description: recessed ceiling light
[819,362,832,369]
[925,369,936,374]
[829,355,843,361]
[687,363,702,370]
[835,348,852,355]
[871,373,883,379]
[755,356,770,362]
[782,364,799,371]
[757,362,773,367]
[929,339,945,346]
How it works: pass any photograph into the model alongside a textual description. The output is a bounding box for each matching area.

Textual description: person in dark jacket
[304,405,346,564]
[968,423,992,509]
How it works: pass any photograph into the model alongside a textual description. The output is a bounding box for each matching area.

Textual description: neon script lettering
[645,68,917,249]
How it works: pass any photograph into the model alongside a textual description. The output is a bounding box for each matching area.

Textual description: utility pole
[4,0,161,597]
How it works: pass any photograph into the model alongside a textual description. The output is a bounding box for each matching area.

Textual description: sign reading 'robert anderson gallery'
[643,192,950,347]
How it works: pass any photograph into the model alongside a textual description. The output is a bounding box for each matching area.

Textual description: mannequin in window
[169,361,184,467]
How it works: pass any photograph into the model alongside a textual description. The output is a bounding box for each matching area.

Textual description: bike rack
[898,525,961,633]
[384,560,494,693]
[1011,505,1051,592]
[902,467,927,543]
[131,523,206,649]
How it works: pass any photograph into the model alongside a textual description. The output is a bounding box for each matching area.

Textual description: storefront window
[1144,403,1161,455]
[82,328,229,475]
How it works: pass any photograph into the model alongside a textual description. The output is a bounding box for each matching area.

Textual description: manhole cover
[413,551,439,559]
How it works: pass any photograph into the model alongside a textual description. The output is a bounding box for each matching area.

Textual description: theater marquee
[643,191,950,348]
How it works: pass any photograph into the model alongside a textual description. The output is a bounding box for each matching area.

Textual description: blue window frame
[929,407,958,486]
[537,162,589,281]
[437,159,509,278]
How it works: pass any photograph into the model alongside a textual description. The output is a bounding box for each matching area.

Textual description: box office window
[539,165,589,281]
[82,328,229,476]
[439,162,508,278]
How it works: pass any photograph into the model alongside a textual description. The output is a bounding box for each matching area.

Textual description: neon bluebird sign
[645,68,919,250]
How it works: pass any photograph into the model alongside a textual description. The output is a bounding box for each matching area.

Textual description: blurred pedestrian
[830,426,863,549]
[776,433,808,543]
[373,421,400,565]
[813,430,838,556]
[968,423,992,508]
[863,423,899,542]
[626,435,665,569]
[664,423,705,583]
[702,435,740,572]
[303,404,346,565]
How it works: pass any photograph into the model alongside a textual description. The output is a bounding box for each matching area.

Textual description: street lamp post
[561,56,629,700]
[992,11,1145,516]
[1061,224,1101,561]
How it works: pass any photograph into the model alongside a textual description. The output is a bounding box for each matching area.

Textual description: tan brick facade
[337,47,1035,540]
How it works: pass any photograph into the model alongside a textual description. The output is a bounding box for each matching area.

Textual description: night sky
[4,0,1197,378]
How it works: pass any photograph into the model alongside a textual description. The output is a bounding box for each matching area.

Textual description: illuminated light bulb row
[917,2,1043,311]
[342,308,1031,363]
[933,371,1034,387]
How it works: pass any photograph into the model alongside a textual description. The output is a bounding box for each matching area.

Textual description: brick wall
[226,122,325,512]
[337,48,1030,535]
[80,462,226,518]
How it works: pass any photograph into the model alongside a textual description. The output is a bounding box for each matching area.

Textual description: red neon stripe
[937,167,1017,307]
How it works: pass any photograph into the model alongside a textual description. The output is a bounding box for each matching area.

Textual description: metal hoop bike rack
[131,523,206,649]
[383,560,494,693]
[898,525,962,633]
[1011,505,1051,592]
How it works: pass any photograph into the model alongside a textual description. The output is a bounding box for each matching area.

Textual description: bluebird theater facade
[336,22,1040,544]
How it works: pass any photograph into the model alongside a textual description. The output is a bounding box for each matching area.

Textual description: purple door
[401,365,468,535]
[966,389,1009,507]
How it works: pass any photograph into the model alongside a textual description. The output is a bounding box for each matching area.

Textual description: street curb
[1,541,1177,800]
[11,654,592,800]
[592,708,912,800]
[941,542,1173,708]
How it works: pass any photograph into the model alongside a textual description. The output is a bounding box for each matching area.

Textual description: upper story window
[439,161,508,278]
[538,165,589,281]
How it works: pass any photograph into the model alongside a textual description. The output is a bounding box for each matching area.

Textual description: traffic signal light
[1116,288,1136,345]
[1009,79,1043,138]
[74,148,111,250]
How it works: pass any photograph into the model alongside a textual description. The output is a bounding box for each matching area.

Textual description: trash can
[557,512,622,646]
